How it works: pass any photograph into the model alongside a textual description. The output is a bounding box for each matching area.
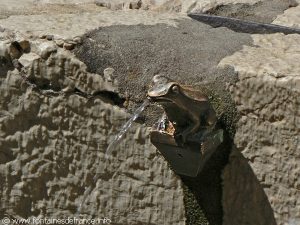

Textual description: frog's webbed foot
[174,127,193,145]
[175,123,217,145]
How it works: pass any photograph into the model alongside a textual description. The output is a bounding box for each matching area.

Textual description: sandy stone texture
[273,4,300,29]
[95,0,263,12]
[0,37,185,224]
[0,11,186,40]
[0,0,101,19]
[219,33,300,225]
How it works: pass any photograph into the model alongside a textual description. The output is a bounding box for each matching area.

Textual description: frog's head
[147,75,181,104]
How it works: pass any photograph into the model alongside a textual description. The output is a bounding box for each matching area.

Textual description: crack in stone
[188,13,300,35]
[14,67,126,107]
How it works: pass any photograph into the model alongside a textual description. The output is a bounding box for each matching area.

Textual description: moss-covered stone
[183,183,209,225]
[181,126,233,225]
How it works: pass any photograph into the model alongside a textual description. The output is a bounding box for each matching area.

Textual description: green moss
[181,135,231,225]
[193,83,238,139]
[183,184,209,225]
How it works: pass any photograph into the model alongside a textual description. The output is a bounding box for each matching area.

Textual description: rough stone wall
[1,1,300,224]
[0,11,185,40]
[0,37,185,224]
[95,0,263,13]
[273,3,300,28]
[219,33,300,225]
[217,3,300,225]
[94,0,298,16]
[222,148,277,225]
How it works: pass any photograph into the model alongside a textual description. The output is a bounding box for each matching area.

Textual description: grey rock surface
[219,33,300,225]
[273,2,300,28]
[0,37,185,224]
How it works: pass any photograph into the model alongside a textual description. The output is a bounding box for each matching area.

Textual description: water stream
[105,99,150,158]
[76,99,150,215]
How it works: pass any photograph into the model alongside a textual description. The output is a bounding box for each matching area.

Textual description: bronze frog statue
[147,75,217,144]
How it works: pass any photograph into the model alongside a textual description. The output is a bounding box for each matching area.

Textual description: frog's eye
[171,85,179,94]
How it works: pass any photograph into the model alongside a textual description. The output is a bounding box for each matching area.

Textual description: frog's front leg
[175,120,200,144]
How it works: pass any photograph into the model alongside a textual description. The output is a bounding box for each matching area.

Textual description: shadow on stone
[180,135,276,225]
[204,0,298,24]
[222,147,277,225]
[180,130,232,225]
[0,57,13,77]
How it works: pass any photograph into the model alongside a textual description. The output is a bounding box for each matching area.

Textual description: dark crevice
[28,77,61,93]
[0,58,14,77]
[19,73,125,107]
[0,151,15,164]
[92,90,126,106]
[204,0,298,24]
[188,13,300,35]
[11,41,23,53]
[189,0,300,35]
[129,0,142,9]
[181,124,232,225]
